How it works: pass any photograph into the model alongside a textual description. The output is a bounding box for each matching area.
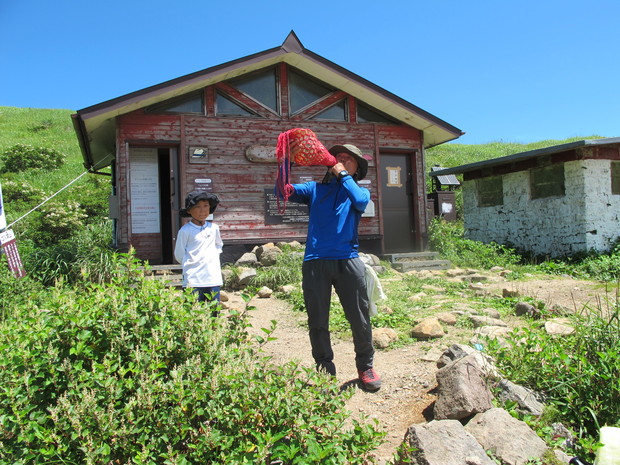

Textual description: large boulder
[464,408,548,465]
[434,354,494,420]
[396,419,495,465]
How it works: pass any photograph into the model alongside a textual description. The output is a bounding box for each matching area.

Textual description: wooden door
[380,153,416,253]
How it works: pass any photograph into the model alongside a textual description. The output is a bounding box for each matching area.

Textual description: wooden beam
[214,82,279,119]
[290,91,348,122]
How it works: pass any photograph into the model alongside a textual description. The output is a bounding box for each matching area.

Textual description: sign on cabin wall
[264,188,309,224]
[194,178,214,192]
[129,148,161,234]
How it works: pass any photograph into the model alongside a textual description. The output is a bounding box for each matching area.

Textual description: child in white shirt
[174,191,223,303]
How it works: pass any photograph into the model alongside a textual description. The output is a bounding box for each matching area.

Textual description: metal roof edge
[71,113,94,170]
[430,137,620,177]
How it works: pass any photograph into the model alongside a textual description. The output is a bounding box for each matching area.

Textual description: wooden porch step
[141,264,183,287]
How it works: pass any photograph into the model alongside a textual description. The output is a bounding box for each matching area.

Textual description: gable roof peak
[282,30,304,53]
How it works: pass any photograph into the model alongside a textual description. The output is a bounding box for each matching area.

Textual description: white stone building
[430,138,620,258]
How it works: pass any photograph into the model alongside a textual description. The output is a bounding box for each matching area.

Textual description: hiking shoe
[358,368,382,391]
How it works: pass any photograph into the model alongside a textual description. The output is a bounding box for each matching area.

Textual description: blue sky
[1,0,618,145]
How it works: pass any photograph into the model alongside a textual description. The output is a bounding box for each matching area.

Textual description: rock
[396,420,495,465]
[515,301,540,318]
[437,344,477,368]
[434,354,494,420]
[553,449,572,464]
[257,286,273,298]
[471,326,511,347]
[460,274,488,283]
[235,252,258,267]
[276,240,303,249]
[497,379,545,416]
[278,284,297,295]
[464,408,549,465]
[259,246,282,266]
[420,347,445,363]
[480,307,501,319]
[503,288,520,298]
[408,292,428,301]
[469,315,507,328]
[221,268,235,285]
[219,290,230,302]
[360,252,381,266]
[373,327,398,348]
[237,267,257,286]
[411,317,445,339]
[544,318,575,336]
[436,312,458,326]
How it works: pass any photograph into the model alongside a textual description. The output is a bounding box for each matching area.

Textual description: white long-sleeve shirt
[174,221,223,287]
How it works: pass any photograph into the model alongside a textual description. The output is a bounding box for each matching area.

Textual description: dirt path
[224,273,618,464]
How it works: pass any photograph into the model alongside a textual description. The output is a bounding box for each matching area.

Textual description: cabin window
[357,103,397,124]
[310,100,347,121]
[477,176,504,207]
[227,68,279,113]
[289,70,334,114]
[215,92,255,116]
[145,92,203,114]
[530,164,565,199]
[612,162,620,195]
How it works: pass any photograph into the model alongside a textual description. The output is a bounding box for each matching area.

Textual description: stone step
[384,252,441,262]
[391,259,451,272]
[383,252,451,272]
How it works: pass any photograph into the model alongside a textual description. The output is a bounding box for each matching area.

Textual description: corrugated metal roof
[430,137,620,177]
[73,31,463,170]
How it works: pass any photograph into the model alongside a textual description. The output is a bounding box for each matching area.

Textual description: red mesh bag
[275,128,337,213]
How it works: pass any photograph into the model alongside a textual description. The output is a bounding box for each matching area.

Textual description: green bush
[0,179,46,204]
[487,303,620,459]
[0,262,45,320]
[0,143,65,173]
[24,220,117,285]
[0,253,384,464]
[31,200,88,246]
[428,218,521,269]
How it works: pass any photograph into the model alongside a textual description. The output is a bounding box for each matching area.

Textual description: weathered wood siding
[115,106,423,259]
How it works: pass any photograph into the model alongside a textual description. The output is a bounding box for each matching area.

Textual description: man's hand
[331,162,346,176]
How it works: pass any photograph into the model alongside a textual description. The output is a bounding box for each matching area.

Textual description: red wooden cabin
[72,32,463,264]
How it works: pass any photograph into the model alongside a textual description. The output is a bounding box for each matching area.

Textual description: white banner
[0,229,26,278]
[0,180,6,231]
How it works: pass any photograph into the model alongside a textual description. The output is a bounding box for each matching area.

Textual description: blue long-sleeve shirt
[286,176,370,261]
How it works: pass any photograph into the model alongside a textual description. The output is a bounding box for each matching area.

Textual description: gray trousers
[302,257,374,371]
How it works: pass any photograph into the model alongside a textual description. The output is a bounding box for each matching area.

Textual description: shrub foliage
[0,143,65,173]
[0,253,384,464]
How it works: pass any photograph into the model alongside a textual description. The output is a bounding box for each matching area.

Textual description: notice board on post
[129,148,160,234]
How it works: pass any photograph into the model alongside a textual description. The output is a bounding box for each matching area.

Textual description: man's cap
[180,191,220,217]
[328,144,371,180]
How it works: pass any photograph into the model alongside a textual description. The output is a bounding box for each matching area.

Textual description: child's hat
[180,191,220,217]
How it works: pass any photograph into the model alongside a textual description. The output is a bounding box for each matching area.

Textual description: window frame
[530,164,565,200]
[476,176,504,207]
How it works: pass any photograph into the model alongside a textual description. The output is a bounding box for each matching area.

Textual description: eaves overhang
[74,31,464,170]
[430,137,620,178]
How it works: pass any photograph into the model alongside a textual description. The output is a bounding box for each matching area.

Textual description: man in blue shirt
[283,144,381,391]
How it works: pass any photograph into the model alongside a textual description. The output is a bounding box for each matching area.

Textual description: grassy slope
[425,135,606,171]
